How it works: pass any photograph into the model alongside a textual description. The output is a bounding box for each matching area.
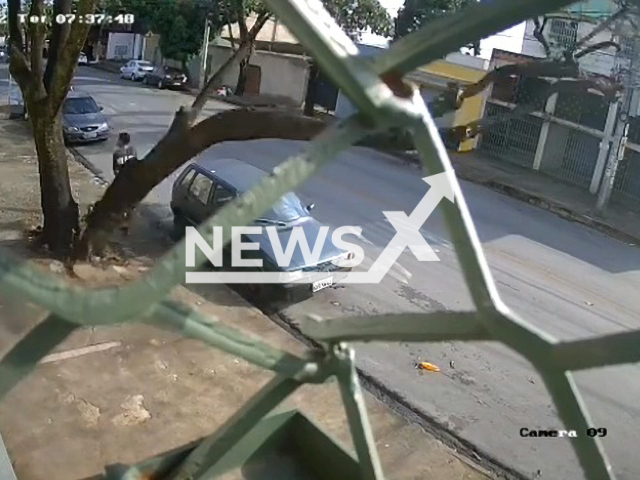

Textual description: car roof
[194,158,267,193]
[65,90,94,99]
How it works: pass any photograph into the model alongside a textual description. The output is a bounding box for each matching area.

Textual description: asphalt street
[4,63,640,480]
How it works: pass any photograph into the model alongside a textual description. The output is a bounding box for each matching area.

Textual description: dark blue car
[171,158,354,299]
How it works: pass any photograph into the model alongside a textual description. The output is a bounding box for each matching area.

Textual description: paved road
[63,66,640,480]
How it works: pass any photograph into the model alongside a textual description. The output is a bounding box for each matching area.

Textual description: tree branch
[7,0,33,92]
[574,6,628,50]
[28,0,46,93]
[574,40,621,59]
[446,77,622,143]
[44,0,73,92]
[48,0,99,115]
[7,0,24,54]
[76,109,326,258]
[236,0,249,42]
[223,1,237,50]
[190,11,270,121]
[533,17,551,57]
[456,60,579,106]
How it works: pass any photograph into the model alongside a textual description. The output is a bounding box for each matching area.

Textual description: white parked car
[119,60,154,81]
[78,52,88,65]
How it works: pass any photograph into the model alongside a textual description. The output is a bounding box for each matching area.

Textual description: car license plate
[312,277,333,293]
[85,132,97,139]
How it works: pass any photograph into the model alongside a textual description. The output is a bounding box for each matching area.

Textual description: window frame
[188,172,215,206]
[210,183,235,209]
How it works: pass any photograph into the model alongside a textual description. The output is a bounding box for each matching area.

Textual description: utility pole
[199,17,211,90]
[597,86,632,211]
[596,27,639,213]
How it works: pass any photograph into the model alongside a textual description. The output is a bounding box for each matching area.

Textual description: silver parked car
[119,60,154,81]
[171,158,354,300]
[62,91,110,144]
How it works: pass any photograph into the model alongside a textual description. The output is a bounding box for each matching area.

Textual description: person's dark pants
[113,167,132,235]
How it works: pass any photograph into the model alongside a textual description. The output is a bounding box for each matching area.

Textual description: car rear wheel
[172,214,187,240]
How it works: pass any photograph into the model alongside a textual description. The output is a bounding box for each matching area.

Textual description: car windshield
[257,193,309,223]
[63,97,100,115]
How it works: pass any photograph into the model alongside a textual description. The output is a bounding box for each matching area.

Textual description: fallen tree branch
[533,17,551,57]
[74,109,327,259]
[455,60,579,108]
[574,40,621,59]
[444,76,622,143]
[574,6,628,50]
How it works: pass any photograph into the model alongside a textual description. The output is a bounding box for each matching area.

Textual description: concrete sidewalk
[0,115,493,479]
[404,149,640,247]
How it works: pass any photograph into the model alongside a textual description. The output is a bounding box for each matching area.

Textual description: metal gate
[479,102,542,168]
[612,147,640,210]
[541,124,601,189]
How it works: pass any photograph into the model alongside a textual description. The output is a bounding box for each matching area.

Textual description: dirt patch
[0,118,105,254]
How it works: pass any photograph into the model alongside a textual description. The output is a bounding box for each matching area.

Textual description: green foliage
[322,0,393,39]
[105,0,224,65]
[394,0,480,54]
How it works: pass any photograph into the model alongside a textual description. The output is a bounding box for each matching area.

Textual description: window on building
[114,45,129,59]
[548,19,578,50]
[619,35,637,60]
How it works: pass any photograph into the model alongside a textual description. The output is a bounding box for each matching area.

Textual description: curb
[462,176,640,247]
[68,144,518,479]
[398,152,640,247]
[263,307,523,480]
[68,147,171,231]
[68,146,109,186]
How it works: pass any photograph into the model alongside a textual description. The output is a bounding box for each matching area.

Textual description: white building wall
[203,46,310,106]
[106,33,136,60]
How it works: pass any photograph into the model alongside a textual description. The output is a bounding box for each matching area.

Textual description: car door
[184,170,215,225]
[208,183,260,270]
[172,167,197,215]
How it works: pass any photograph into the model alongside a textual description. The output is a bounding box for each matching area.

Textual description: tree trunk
[31,108,79,257]
[235,54,250,96]
[303,62,319,117]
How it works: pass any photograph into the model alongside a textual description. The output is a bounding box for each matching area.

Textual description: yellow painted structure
[416,60,487,152]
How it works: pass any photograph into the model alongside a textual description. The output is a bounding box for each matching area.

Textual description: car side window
[211,184,233,208]
[189,173,214,205]
[180,168,197,188]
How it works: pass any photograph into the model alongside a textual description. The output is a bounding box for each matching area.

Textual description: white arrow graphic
[342,170,456,284]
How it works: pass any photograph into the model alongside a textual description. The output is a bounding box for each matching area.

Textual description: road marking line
[39,341,121,364]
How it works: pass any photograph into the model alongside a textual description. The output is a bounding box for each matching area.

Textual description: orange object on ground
[416,362,440,372]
